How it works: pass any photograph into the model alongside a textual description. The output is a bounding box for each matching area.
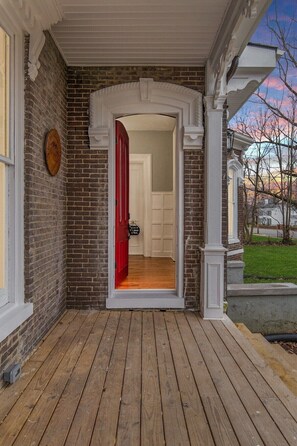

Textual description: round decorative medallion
[45,129,62,176]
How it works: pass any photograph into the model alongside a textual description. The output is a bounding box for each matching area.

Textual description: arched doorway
[88,78,203,308]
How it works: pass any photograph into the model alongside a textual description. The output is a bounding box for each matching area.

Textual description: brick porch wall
[67,66,205,309]
[0,33,68,384]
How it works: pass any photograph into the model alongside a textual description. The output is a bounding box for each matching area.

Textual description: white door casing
[88,78,204,309]
[129,154,152,257]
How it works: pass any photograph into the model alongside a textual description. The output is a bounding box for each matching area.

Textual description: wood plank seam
[114,311,134,443]
[81,311,121,445]
[186,312,264,446]
[89,311,131,445]
[173,312,236,446]
[223,316,297,421]
[152,312,166,444]
[116,311,143,446]
[201,318,288,446]
[37,311,110,446]
[0,312,89,446]
[64,311,121,446]
[17,312,101,446]
[210,318,297,445]
[165,312,215,445]
[0,311,83,426]
[0,310,77,398]
[154,311,190,445]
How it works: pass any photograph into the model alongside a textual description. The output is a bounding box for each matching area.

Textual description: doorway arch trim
[89,78,204,151]
[88,79,204,308]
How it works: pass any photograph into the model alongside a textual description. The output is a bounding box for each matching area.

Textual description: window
[0,27,10,309]
[0,21,32,342]
[227,158,243,244]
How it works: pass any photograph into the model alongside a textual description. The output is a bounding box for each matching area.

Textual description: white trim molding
[200,247,226,319]
[89,78,204,151]
[233,131,254,152]
[206,0,271,109]
[107,291,184,309]
[0,0,63,81]
[88,79,201,308]
[227,248,244,257]
[200,96,227,319]
[129,154,152,257]
[228,156,244,244]
[0,16,33,342]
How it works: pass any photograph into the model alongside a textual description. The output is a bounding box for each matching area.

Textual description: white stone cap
[227,282,297,296]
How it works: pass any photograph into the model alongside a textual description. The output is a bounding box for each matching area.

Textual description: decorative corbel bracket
[206,0,262,109]
[227,77,262,94]
[89,127,110,150]
[243,0,259,18]
[1,0,63,81]
[28,31,46,81]
[139,78,153,102]
[183,126,204,150]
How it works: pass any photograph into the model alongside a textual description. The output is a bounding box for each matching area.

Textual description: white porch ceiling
[118,114,176,131]
[51,0,232,66]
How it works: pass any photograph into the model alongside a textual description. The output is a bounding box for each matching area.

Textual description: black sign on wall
[129,224,140,236]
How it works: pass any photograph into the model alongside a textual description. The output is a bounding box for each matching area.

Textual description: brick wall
[67,66,205,309]
[0,33,68,384]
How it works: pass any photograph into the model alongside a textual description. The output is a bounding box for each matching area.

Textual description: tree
[233,5,297,244]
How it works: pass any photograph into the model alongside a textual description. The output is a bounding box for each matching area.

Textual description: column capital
[204,96,225,114]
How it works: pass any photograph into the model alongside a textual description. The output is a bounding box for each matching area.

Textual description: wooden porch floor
[0,310,297,446]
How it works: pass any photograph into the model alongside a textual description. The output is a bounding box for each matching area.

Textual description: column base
[200,245,227,319]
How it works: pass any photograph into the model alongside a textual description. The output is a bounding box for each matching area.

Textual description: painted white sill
[0,302,33,344]
[228,237,240,245]
[108,290,184,309]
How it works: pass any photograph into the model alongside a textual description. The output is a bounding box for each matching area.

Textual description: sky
[251,0,296,46]
[232,0,297,121]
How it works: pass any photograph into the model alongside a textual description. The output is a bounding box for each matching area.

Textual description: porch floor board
[0,310,296,446]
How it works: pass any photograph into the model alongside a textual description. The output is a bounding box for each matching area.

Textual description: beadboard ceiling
[51,0,232,66]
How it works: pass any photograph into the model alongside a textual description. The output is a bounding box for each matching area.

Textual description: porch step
[236,323,297,396]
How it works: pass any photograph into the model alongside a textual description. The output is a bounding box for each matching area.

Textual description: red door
[115,121,129,287]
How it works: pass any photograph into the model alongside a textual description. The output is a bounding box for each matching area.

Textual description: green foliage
[244,242,297,284]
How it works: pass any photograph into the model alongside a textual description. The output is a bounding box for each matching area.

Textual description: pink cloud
[262,77,285,91]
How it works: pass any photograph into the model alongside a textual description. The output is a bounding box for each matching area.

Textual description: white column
[200,96,226,319]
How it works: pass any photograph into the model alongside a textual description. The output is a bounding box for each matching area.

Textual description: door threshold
[107,290,184,309]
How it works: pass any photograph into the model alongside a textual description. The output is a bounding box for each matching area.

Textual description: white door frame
[88,79,204,309]
[129,154,152,257]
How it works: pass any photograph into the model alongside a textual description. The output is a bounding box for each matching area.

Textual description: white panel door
[129,162,144,255]
[152,192,175,258]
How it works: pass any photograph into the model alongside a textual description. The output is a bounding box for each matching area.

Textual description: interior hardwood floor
[117,255,175,289]
[0,310,297,446]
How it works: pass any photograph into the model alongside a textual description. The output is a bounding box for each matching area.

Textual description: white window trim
[228,158,243,245]
[0,18,33,344]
